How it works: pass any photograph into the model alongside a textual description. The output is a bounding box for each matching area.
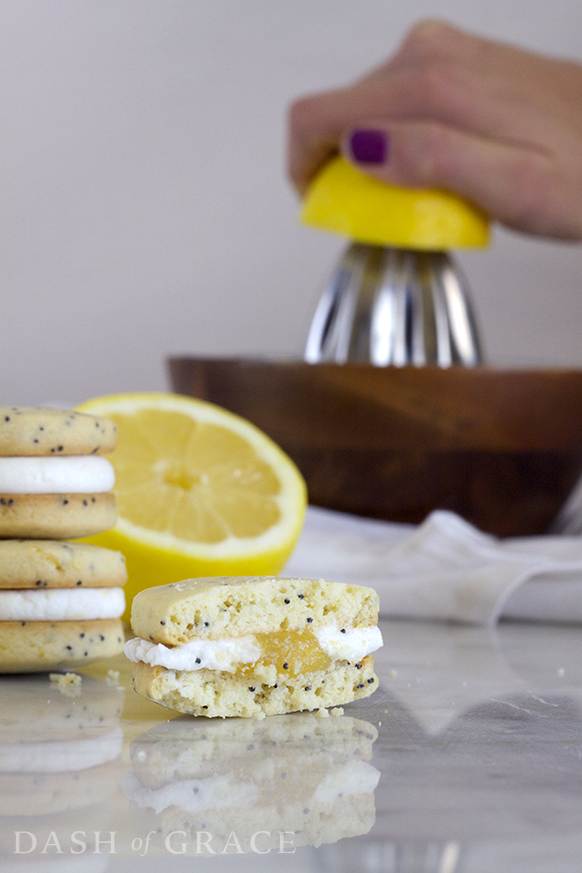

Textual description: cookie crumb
[49,672,82,696]
[49,671,81,686]
[314,707,330,719]
[330,707,344,717]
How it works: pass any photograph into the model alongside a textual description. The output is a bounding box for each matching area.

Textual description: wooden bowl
[168,357,582,536]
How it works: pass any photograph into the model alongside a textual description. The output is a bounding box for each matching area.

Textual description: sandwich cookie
[0,540,127,672]
[125,575,382,718]
[0,406,117,539]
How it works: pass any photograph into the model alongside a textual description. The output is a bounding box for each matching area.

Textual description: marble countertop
[2,618,582,873]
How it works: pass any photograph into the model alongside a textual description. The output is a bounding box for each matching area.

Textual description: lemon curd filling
[240,630,332,677]
[124,625,382,675]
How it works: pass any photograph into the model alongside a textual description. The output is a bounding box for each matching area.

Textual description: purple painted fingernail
[349,129,389,164]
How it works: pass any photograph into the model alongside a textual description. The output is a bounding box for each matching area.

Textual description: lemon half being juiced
[301,156,489,250]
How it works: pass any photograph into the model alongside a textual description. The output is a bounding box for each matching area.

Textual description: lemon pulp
[77,393,307,621]
[111,408,283,543]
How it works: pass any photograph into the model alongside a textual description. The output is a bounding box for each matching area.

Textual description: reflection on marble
[124,712,380,854]
[0,673,125,869]
[0,621,581,871]
[335,620,582,873]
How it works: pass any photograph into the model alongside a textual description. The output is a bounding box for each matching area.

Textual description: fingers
[286,68,475,195]
[287,19,582,238]
[287,88,368,195]
[287,20,495,194]
[340,120,581,239]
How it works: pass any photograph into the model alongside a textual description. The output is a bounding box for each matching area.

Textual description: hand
[287,21,582,240]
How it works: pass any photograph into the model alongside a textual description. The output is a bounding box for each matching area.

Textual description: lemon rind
[300,156,490,250]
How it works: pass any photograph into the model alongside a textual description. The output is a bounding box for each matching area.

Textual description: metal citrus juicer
[300,156,490,366]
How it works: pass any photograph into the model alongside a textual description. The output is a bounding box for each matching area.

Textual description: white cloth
[284,506,582,626]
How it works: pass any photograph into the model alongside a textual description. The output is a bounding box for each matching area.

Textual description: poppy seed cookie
[130,575,379,645]
[0,405,124,671]
[125,576,382,718]
[0,405,117,539]
[0,406,116,456]
[0,492,116,539]
[0,619,125,673]
[0,539,127,589]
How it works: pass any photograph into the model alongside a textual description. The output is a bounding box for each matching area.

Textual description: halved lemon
[76,392,307,622]
[301,155,489,250]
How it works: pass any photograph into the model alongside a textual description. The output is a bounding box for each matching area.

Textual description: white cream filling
[314,625,383,662]
[124,624,383,672]
[0,455,115,494]
[124,635,261,672]
[0,587,125,621]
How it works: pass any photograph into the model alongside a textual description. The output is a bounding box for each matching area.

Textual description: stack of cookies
[0,406,127,672]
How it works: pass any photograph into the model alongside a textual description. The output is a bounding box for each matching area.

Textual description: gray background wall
[2,0,582,405]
